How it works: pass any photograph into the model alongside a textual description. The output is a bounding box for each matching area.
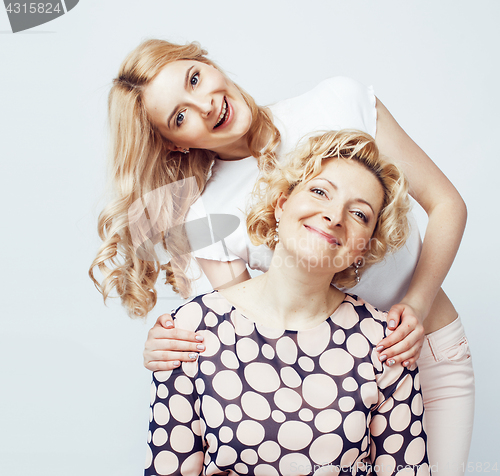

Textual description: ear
[275,192,289,221]
[165,143,188,153]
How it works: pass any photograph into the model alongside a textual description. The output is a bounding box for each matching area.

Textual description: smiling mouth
[214,97,229,128]
[305,225,340,245]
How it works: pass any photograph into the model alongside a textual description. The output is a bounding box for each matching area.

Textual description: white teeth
[215,99,227,128]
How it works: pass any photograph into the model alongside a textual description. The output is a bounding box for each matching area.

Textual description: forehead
[143,60,199,122]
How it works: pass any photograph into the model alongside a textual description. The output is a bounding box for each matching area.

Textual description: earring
[181,148,189,154]
[353,259,362,284]
[274,218,280,242]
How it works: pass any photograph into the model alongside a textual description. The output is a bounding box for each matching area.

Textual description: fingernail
[389,320,396,328]
[402,361,409,367]
[189,353,198,360]
[165,322,173,328]
[196,344,205,351]
[195,335,204,341]
[173,361,180,367]
[379,354,387,362]
[387,359,396,367]
[376,346,384,352]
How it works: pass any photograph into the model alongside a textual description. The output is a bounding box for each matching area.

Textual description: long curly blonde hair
[89,39,280,318]
[247,130,411,288]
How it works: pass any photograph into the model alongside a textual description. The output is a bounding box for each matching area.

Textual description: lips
[214,97,229,128]
[304,225,340,245]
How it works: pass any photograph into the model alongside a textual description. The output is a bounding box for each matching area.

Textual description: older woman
[145,131,429,476]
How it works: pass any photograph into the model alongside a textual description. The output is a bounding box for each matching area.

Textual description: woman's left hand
[376,303,425,367]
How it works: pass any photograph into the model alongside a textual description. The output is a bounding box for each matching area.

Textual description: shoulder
[172,291,235,333]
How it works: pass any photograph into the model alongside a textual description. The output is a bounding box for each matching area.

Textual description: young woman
[145,130,430,476]
[90,40,473,473]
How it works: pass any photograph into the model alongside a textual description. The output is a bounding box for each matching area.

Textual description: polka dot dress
[145,292,430,476]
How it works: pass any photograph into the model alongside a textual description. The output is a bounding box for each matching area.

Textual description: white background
[1,1,499,474]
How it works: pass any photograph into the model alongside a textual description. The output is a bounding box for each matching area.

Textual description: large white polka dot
[170,426,195,453]
[236,337,260,362]
[154,450,179,475]
[298,321,331,356]
[281,367,302,388]
[404,437,426,465]
[256,324,284,339]
[206,433,218,453]
[235,463,248,474]
[218,320,236,345]
[245,363,280,393]
[332,329,345,344]
[195,378,205,395]
[169,394,193,423]
[274,387,302,413]
[314,409,342,433]
[197,330,220,357]
[414,372,420,391]
[394,375,413,401]
[338,396,355,412]
[279,453,311,476]
[216,445,238,466]
[202,292,233,315]
[278,421,313,451]
[262,343,275,360]
[225,404,242,422]
[309,433,343,464]
[359,318,384,345]
[258,441,281,462]
[232,310,255,336]
[383,434,404,454]
[255,464,279,476]
[153,402,170,426]
[378,397,394,414]
[373,455,396,475]
[319,348,354,375]
[411,420,422,436]
[181,452,204,475]
[152,428,168,447]
[340,447,359,468]
[241,449,258,465]
[213,370,243,400]
[347,333,370,358]
[194,399,201,416]
[303,374,337,408]
[204,312,218,327]
[155,370,173,382]
[175,301,203,331]
[370,414,387,437]
[342,377,358,392]
[157,384,169,399]
[150,382,157,404]
[272,410,286,423]
[360,381,378,408]
[241,391,271,420]
[237,420,266,446]
[343,411,366,443]
[221,350,239,370]
[299,408,314,422]
[191,420,201,436]
[298,356,315,372]
[200,360,216,375]
[219,426,233,443]
[182,361,198,379]
[390,403,411,432]
[276,336,298,365]
[202,395,225,428]
[174,375,194,395]
[331,304,359,329]
[357,362,374,380]
[411,393,423,416]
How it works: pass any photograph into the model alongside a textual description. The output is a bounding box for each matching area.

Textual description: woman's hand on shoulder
[143,313,205,371]
[376,302,425,368]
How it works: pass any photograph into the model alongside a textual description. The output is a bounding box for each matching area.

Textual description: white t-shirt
[186,77,421,311]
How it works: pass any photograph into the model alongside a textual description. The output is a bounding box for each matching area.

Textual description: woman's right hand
[143,313,205,371]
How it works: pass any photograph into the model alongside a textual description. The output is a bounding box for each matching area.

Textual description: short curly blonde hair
[247,130,411,288]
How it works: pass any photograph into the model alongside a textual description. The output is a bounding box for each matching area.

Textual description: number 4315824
[5,3,61,14]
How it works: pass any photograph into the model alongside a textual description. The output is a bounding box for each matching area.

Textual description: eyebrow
[314,177,376,215]
[166,65,195,130]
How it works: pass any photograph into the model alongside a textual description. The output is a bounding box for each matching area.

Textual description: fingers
[157,313,174,329]
[147,323,203,344]
[386,304,404,330]
[144,351,199,372]
[377,320,414,351]
[379,342,423,368]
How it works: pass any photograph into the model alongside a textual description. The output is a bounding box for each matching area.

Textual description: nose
[323,206,344,227]
[194,93,214,118]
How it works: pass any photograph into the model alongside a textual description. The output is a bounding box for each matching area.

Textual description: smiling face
[275,159,385,274]
[143,60,253,158]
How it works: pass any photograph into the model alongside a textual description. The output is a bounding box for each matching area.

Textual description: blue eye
[190,72,199,87]
[311,188,327,197]
[176,111,185,127]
